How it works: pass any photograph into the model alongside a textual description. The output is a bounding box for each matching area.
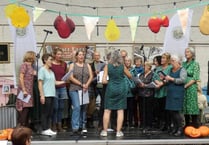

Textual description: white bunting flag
[33,7,45,22]
[177,8,189,34]
[163,9,193,58]
[83,16,99,40]
[128,16,139,42]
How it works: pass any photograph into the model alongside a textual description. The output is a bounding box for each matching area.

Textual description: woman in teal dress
[182,47,200,128]
[100,50,131,137]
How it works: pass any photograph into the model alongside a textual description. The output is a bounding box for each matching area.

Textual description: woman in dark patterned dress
[182,47,200,128]
[100,50,132,137]
[16,51,36,127]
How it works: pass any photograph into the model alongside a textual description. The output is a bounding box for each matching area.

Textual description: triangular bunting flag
[128,16,139,42]
[177,8,189,34]
[163,9,193,58]
[33,7,45,22]
[83,16,99,40]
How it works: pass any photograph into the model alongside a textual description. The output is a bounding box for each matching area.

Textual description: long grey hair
[108,49,123,67]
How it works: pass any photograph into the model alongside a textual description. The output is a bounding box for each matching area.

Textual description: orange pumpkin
[184,126,195,136]
[6,128,14,140]
[0,130,8,140]
[199,126,209,137]
[189,128,201,138]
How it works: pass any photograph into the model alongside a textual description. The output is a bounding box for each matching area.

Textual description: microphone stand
[33,31,50,134]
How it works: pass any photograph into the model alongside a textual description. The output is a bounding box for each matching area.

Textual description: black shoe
[70,130,80,136]
[173,130,183,136]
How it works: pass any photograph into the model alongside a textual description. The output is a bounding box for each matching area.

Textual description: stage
[6,127,209,145]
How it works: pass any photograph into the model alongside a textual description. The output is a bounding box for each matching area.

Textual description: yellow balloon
[4,4,18,18]
[105,19,120,41]
[10,7,30,28]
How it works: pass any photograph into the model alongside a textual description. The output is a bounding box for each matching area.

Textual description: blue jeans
[52,87,68,123]
[69,91,81,130]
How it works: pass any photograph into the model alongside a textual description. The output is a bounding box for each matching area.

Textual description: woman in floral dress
[182,47,200,128]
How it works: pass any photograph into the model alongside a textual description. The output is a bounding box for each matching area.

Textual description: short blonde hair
[23,51,36,63]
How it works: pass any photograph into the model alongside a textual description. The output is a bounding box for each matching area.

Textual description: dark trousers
[41,97,54,130]
[18,107,30,127]
[184,114,200,128]
[98,86,106,128]
[124,97,134,126]
[170,110,183,130]
[140,96,154,128]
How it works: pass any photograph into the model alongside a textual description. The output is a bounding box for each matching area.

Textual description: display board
[44,43,96,63]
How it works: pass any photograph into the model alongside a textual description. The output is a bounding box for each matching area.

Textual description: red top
[51,62,67,88]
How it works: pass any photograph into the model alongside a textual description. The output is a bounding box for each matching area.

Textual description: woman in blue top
[38,53,65,136]
[165,55,187,136]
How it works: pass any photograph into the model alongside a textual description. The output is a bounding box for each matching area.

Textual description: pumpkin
[199,126,209,137]
[184,126,195,136]
[189,128,201,138]
[6,128,14,140]
[0,130,8,140]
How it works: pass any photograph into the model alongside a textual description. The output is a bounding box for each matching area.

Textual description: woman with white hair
[182,47,200,128]
[165,54,187,136]
[100,50,132,137]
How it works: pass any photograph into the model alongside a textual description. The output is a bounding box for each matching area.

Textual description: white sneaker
[49,129,57,135]
[116,131,124,137]
[82,128,87,133]
[100,130,107,137]
[41,129,52,136]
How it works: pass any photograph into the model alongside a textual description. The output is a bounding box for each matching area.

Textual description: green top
[153,65,172,98]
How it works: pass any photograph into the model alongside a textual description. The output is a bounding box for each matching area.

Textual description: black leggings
[41,97,54,130]
[18,107,30,127]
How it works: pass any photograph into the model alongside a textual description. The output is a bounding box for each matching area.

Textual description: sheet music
[61,70,73,81]
[17,91,31,103]
[78,90,89,105]
[145,82,157,88]
[132,77,143,84]
[97,71,109,83]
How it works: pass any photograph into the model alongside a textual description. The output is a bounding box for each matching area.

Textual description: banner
[83,16,99,40]
[163,9,193,58]
[9,20,37,87]
[128,16,139,42]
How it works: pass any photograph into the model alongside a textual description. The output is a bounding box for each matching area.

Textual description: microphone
[43,29,53,34]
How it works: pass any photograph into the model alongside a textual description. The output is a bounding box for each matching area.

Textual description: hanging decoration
[4,4,18,18]
[83,16,99,40]
[161,16,169,27]
[33,7,45,22]
[148,17,162,33]
[66,16,76,33]
[128,16,140,42]
[53,15,72,39]
[105,19,120,41]
[199,6,209,35]
[10,6,30,28]
[163,9,193,57]
[177,8,189,34]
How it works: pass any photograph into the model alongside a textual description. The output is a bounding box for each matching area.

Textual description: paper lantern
[10,7,30,28]
[4,4,18,18]
[161,16,169,27]
[105,19,120,41]
[148,17,162,33]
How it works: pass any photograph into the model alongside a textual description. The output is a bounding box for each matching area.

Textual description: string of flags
[3,1,209,42]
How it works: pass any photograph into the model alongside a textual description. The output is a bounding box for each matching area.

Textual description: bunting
[177,8,189,34]
[128,16,140,42]
[33,7,45,22]
[83,16,99,40]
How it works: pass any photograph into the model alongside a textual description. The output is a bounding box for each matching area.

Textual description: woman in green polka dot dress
[182,47,200,128]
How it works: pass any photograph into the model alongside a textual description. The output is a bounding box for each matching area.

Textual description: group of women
[15,47,201,137]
